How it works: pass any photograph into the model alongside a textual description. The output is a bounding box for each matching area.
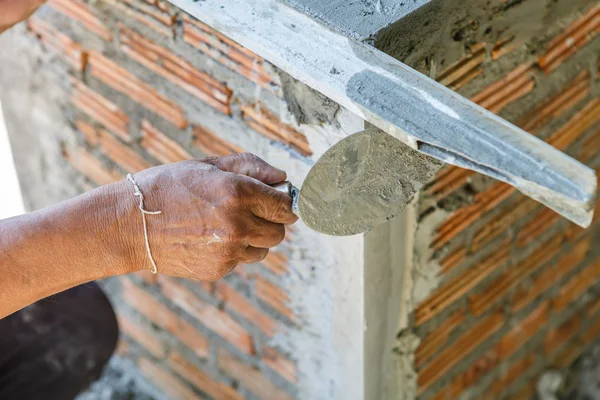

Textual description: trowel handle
[271,182,300,215]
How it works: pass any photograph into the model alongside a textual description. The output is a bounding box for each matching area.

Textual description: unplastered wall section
[0,1,366,399]
[376,1,600,399]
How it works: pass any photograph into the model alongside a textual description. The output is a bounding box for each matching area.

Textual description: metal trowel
[274,128,442,236]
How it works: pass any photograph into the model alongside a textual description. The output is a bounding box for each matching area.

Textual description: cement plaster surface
[281,0,431,40]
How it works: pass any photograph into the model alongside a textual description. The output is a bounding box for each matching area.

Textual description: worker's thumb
[206,153,287,184]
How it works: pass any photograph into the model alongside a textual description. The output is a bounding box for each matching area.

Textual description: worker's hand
[124,153,298,281]
[0,0,46,33]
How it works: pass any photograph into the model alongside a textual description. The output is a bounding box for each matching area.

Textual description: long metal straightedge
[168,0,597,227]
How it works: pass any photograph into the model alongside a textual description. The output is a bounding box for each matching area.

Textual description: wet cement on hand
[298,128,442,236]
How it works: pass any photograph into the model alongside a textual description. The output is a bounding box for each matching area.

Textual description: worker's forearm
[0,180,140,318]
[0,154,297,319]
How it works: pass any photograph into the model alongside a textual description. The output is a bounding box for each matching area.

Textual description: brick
[241,103,312,156]
[27,17,87,71]
[582,309,600,343]
[432,182,515,250]
[117,313,166,358]
[263,347,297,384]
[471,63,535,114]
[47,0,113,41]
[512,261,566,313]
[450,350,499,397]
[417,311,504,393]
[543,313,581,355]
[509,384,536,400]
[120,26,232,114]
[471,195,535,252]
[498,301,550,360]
[585,296,600,319]
[489,354,536,396]
[415,309,466,368]
[167,352,243,400]
[491,36,522,60]
[440,246,467,274]
[99,129,152,172]
[120,278,209,359]
[79,124,152,173]
[261,251,289,276]
[430,385,454,400]
[102,0,173,37]
[214,282,278,337]
[134,270,159,285]
[553,340,584,369]
[157,276,255,355]
[183,16,276,90]
[426,165,474,199]
[138,357,199,400]
[115,338,129,356]
[546,98,600,152]
[470,235,562,316]
[72,81,131,141]
[518,71,590,134]
[88,51,187,128]
[451,302,548,396]
[436,43,486,90]
[193,125,242,156]
[255,276,295,321]
[120,0,175,26]
[218,349,294,400]
[579,125,600,162]
[553,257,600,311]
[75,120,99,146]
[539,5,600,73]
[63,145,123,185]
[415,246,509,325]
[141,120,192,164]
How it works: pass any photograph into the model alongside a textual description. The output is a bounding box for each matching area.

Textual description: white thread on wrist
[127,174,162,274]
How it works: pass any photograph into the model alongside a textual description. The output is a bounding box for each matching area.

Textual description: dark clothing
[0,283,118,400]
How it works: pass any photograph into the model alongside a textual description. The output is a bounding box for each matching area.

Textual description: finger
[207,153,287,185]
[0,0,46,32]
[239,246,269,265]
[246,217,286,249]
[248,184,299,224]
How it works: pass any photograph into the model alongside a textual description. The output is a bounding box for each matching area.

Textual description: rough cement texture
[279,70,341,127]
[298,128,442,236]
[282,0,430,41]
[375,0,592,76]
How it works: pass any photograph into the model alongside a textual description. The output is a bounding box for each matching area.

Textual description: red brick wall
[23,1,309,398]
[12,0,600,398]
[413,3,600,399]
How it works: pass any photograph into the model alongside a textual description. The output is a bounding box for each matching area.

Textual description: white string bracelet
[127,174,162,274]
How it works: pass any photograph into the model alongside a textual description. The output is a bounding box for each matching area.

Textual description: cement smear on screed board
[298,128,442,236]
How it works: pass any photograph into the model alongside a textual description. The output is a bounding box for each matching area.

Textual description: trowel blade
[296,128,442,236]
